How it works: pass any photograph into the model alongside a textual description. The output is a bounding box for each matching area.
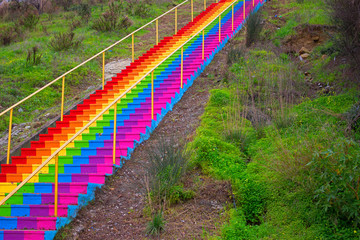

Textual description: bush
[0,25,20,46]
[92,2,132,32]
[246,10,263,47]
[49,32,82,51]
[75,3,91,22]
[326,0,360,69]
[19,12,39,30]
[307,139,360,227]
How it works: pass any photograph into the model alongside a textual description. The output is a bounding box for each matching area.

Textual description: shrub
[49,32,82,51]
[56,0,73,11]
[246,10,263,47]
[326,0,360,70]
[19,12,39,30]
[0,26,19,46]
[307,139,360,227]
[26,46,42,66]
[75,3,91,22]
[132,3,152,17]
[344,100,360,140]
[146,211,165,235]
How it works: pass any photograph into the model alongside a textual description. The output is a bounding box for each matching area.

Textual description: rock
[300,53,310,59]
[18,108,23,113]
[25,126,30,129]
[299,47,310,54]
[34,109,40,114]
[312,36,320,42]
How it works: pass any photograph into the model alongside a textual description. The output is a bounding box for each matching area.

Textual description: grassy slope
[189,0,360,239]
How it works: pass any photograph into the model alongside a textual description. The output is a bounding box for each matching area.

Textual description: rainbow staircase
[0,0,264,239]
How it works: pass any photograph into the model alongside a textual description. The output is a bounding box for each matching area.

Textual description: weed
[344,100,360,140]
[168,185,195,204]
[246,10,263,47]
[146,211,165,235]
[49,31,82,51]
[26,46,42,66]
[69,19,81,31]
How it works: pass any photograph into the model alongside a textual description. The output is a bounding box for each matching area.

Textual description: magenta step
[0,216,57,230]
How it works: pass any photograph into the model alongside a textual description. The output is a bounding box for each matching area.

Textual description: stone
[300,53,310,59]
[18,108,24,113]
[299,47,310,54]
[25,126,31,129]
[312,36,320,42]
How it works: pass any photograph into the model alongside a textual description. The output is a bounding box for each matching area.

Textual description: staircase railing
[0,0,250,218]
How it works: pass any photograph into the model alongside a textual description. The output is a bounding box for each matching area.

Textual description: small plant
[168,185,195,204]
[26,46,42,66]
[246,10,263,47]
[49,31,82,51]
[146,211,165,235]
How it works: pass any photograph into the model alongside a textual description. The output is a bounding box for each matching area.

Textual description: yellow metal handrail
[0,0,244,218]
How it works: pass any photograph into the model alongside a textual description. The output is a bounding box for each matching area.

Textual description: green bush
[49,32,82,51]
[307,139,360,227]
[246,10,263,47]
[168,185,195,204]
[209,89,230,107]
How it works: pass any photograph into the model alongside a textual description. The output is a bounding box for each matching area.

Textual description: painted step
[0,216,58,230]
[1,193,79,205]
[0,230,56,240]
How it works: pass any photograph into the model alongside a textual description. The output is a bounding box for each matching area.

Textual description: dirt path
[55,40,233,239]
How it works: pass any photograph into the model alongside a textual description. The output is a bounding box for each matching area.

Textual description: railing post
[202,30,205,60]
[219,15,221,43]
[113,102,117,165]
[181,47,184,88]
[253,0,254,7]
[175,8,178,34]
[191,0,193,21]
[54,154,59,217]
[61,76,65,121]
[6,108,13,164]
[132,34,135,62]
[243,0,245,20]
[151,71,154,120]
[102,52,105,89]
[156,19,159,45]
[204,0,206,11]
[232,3,234,31]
